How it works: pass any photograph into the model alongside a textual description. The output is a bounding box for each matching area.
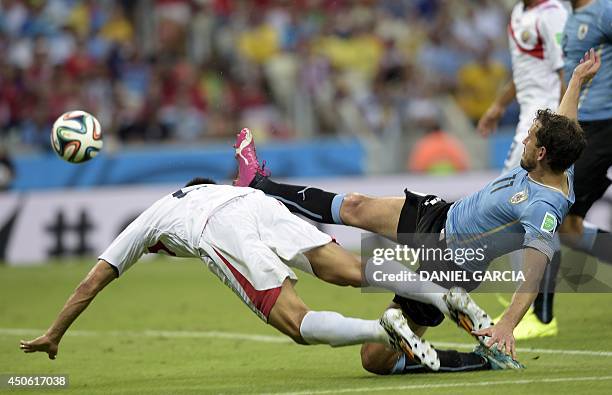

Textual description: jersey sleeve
[520,200,560,261]
[98,216,153,277]
[601,1,612,41]
[539,6,568,71]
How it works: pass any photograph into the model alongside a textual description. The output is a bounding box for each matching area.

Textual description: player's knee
[306,244,363,288]
[560,215,584,235]
[340,193,369,227]
[344,262,363,288]
[317,260,362,288]
[360,344,392,375]
[559,215,584,247]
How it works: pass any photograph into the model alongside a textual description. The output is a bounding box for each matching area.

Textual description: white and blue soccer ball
[51,110,103,163]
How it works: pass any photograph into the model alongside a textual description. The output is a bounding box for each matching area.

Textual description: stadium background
[1,1,612,394]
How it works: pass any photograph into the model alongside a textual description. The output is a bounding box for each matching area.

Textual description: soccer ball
[51,110,103,163]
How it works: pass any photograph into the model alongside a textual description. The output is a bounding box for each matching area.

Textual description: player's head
[184,177,217,187]
[520,109,586,173]
[569,0,581,9]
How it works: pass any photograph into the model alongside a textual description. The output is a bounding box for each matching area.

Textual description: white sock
[364,258,450,315]
[299,311,389,347]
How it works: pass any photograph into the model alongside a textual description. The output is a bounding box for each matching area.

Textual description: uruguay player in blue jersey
[560,0,612,262]
[520,0,612,340]
[231,50,601,374]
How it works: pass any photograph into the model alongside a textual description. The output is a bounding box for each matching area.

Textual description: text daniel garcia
[371,270,525,283]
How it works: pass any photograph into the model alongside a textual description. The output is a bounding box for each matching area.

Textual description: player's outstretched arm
[472,247,547,359]
[557,48,601,120]
[19,260,117,359]
[477,80,516,137]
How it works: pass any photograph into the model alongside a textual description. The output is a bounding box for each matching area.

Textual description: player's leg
[360,303,492,375]
[303,239,492,346]
[558,119,612,263]
[233,127,404,240]
[560,216,612,261]
[501,136,524,174]
[267,278,441,370]
[267,278,385,346]
[360,303,427,375]
[253,175,405,241]
[303,241,362,287]
[361,344,492,375]
[301,239,451,315]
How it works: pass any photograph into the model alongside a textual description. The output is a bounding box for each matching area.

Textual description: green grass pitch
[1,257,612,394]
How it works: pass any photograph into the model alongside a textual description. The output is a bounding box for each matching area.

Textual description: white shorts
[198,191,332,321]
[503,103,556,172]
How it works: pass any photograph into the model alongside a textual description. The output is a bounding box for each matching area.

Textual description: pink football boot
[233,128,269,187]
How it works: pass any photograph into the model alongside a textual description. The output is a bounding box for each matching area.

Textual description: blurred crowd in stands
[0,0,518,155]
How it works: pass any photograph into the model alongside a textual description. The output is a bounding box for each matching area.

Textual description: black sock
[592,229,612,264]
[534,250,561,324]
[400,349,490,374]
[250,175,339,224]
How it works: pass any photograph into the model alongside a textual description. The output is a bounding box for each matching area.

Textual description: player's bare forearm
[500,290,537,329]
[477,80,516,136]
[557,74,582,120]
[472,248,547,358]
[20,260,116,359]
[501,248,548,328]
[557,48,601,120]
[46,260,116,342]
[494,79,516,109]
[557,69,566,101]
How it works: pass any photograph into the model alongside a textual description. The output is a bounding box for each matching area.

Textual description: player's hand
[472,321,516,360]
[573,48,601,83]
[19,335,59,360]
[477,104,504,137]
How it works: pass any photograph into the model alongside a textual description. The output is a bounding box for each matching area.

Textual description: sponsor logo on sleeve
[540,212,557,234]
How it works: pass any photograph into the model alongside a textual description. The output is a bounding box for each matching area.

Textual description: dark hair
[184,177,217,187]
[535,109,586,172]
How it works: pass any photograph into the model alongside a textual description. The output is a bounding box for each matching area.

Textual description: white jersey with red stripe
[99,184,332,321]
[508,0,568,114]
[99,184,257,276]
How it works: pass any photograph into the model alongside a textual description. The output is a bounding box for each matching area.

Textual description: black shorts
[394,190,480,327]
[396,189,452,244]
[570,119,612,218]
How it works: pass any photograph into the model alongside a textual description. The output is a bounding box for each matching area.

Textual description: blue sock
[331,194,345,225]
[390,354,407,374]
[577,222,598,252]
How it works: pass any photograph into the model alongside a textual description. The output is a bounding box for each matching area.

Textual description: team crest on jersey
[578,24,589,40]
[521,30,531,43]
[510,190,528,204]
[540,212,557,234]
